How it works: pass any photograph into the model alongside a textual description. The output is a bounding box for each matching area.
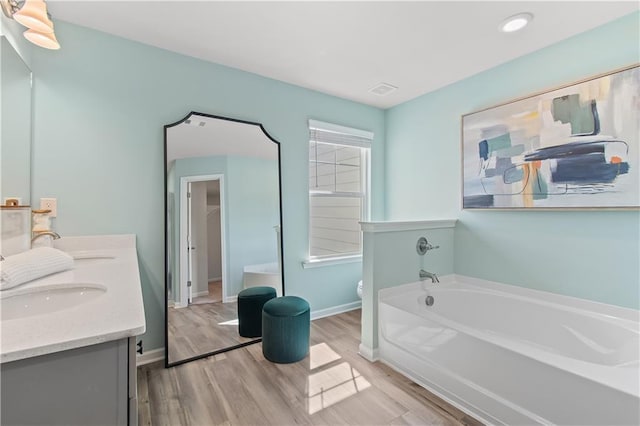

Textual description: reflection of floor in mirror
[191,280,222,304]
[167,289,255,364]
[140,310,481,426]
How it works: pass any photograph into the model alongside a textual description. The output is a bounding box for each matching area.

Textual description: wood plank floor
[140,310,482,426]
[192,281,223,305]
[167,297,254,364]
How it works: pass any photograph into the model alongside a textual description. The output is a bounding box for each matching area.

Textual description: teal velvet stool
[237,286,277,337]
[262,296,310,363]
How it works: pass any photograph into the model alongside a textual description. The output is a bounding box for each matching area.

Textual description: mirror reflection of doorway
[190,180,223,306]
[182,177,225,307]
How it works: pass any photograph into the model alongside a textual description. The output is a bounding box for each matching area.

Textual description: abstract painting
[462,65,639,209]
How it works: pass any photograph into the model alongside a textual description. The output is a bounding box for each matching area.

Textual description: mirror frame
[164,111,285,368]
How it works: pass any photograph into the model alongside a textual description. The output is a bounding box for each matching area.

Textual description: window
[308,120,372,260]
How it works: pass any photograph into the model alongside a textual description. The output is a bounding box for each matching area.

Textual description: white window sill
[302,255,362,269]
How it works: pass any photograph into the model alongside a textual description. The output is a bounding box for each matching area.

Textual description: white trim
[360,219,457,233]
[208,276,222,281]
[363,148,371,222]
[308,119,374,140]
[223,295,238,304]
[192,290,209,298]
[179,174,228,309]
[136,348,164,366]
[302,255,362,269]
[310,300,361,320]
[358,344,379,362]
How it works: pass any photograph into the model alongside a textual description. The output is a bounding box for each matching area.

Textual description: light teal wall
[226,156,280,296]
[28,21,385,351]
[166,161,176,301]
[385,13,640,309]
[1,16,32,66]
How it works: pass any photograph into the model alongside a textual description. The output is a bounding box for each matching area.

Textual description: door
[186,182,193,304]
[190,181,209,302]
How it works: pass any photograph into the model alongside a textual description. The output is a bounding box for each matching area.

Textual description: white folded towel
[0,247,74,290]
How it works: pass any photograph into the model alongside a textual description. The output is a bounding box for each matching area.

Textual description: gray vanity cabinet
[0,337,138,426]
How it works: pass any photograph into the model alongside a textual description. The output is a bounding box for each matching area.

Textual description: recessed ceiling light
[369,82,398,96]
[499,12,533,33]
[184,119,206,127]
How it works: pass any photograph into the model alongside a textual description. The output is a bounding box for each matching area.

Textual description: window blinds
[308,120,372,259]
[308,119,374,148]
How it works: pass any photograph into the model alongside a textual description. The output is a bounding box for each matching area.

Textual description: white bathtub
[243,262,282,296]
[378,275,640,425]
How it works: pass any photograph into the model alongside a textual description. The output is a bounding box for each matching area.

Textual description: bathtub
[243,262,282,296]
[378,275,639,425]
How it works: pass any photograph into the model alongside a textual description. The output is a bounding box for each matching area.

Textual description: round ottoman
[237,286,277,337]
[262,296,310,363]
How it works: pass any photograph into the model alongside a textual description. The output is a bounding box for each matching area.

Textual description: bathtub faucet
[419,269,439,283]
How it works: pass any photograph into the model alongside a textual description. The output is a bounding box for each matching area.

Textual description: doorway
[179,174,226,308]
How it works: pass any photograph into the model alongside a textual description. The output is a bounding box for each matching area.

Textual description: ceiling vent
[369,82,398,96]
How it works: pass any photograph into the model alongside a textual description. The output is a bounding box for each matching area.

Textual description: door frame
[178,174,226,308]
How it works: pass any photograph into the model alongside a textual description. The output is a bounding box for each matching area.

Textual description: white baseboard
[358,343,379,362]
[311,300,361,321]
[193,290,209,297]
[137,348,164,366]
[208,276,222,281]
[224,295,238,304]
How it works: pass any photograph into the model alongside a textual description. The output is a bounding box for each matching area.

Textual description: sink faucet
[419,269,439,283]
[32,231,61,243]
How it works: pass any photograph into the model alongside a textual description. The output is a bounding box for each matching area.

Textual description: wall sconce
[1,0,60,49]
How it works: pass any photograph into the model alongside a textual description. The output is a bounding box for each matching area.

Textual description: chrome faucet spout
[419,269,439,283]
[31,231,61,243]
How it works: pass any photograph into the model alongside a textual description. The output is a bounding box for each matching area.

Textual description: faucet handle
[416,237,439,255]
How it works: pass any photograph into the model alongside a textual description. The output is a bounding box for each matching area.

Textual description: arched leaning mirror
[165,112,284,367]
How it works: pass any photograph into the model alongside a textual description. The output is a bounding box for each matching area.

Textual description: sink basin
[0,283,107,321]
[69,251,116,265]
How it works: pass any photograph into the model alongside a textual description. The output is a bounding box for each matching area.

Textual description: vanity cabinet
[0,336,138,426]
[0,235,145,425]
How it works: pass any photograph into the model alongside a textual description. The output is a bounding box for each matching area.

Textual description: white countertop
[0,235,146,364]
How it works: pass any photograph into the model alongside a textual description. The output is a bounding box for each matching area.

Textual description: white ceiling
[166,113,278,162]
[48,1,638,109]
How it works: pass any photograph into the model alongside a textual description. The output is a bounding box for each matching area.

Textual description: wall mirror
[1,36,32,206]
[165,112,284,367]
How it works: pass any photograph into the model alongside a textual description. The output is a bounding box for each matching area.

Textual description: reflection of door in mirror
[1,36,32,206]
[165,112,284,367]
